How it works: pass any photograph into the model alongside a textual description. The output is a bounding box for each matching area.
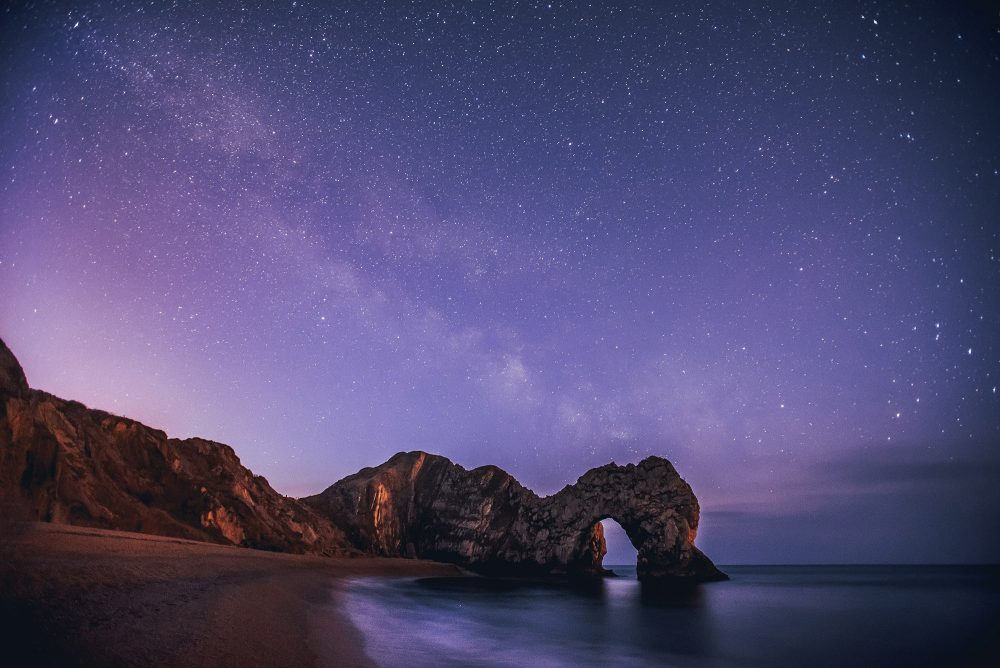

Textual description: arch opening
[599,518,638,571]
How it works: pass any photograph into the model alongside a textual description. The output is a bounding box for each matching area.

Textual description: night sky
[2,1,999,564]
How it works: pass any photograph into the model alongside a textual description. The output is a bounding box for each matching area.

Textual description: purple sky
[2,1,998,564]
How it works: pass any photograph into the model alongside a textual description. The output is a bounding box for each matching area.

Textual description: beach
[0,523,461,667]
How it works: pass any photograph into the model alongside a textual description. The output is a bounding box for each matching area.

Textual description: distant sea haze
[341,565,1000,667]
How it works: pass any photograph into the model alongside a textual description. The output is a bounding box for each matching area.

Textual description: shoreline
[0,523,463,667]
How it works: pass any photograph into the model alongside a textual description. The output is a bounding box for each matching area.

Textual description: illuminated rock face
[1,338,725,581]
[305,451,727,582]
[0,339,348,555]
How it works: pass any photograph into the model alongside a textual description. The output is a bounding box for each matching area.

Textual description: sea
[340,565,999,667]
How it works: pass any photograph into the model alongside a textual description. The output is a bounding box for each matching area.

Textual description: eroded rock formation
[304,451,727,582]
[0,339,349,555]
[2,337,725,581]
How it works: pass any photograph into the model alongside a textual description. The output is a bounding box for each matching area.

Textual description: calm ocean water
[340,565,999,667]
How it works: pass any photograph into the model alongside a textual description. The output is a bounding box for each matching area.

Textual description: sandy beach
[0,523,463,667]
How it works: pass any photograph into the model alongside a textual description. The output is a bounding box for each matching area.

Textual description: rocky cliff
[1,337,725,581]
[304,450,727,582]
[0,339,349,555]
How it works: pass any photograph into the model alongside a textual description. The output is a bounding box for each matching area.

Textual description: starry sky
[2,0,999,564]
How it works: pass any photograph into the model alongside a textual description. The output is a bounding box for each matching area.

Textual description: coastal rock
[305,451,727,582]
[0,338,349,555]
[1,338,725,581]
[0,339,29,398]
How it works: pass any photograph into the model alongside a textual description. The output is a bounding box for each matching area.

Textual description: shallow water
[340,565,1000,667]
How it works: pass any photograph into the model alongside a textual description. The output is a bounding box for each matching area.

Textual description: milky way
[1,1,998,563]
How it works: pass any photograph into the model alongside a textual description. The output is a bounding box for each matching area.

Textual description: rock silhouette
[2,338,725,581]
[304,450,727,581]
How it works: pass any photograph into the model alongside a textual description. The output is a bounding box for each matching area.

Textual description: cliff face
[303,451,535,559]
[1,338,725,581]
[304,451,727,582]
[0,339,349,555]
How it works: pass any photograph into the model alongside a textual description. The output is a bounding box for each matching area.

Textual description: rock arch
[0,336,723,581]
[305,451,727,582]
[533,458,725,581]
